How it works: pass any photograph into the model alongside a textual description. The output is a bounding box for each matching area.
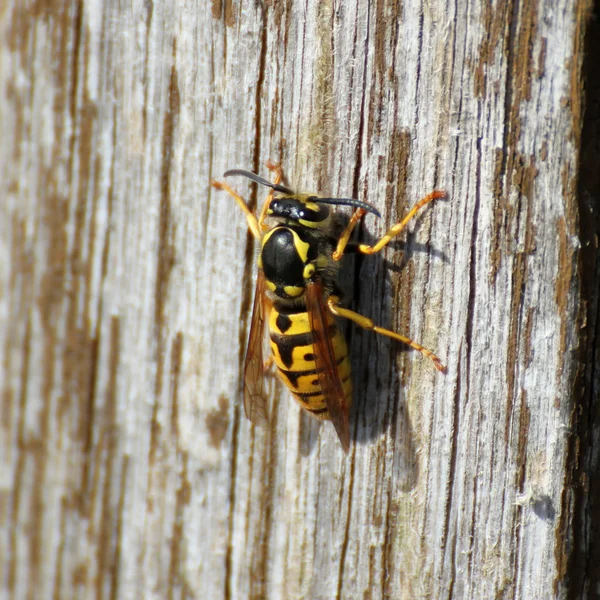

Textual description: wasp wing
[306,280,351,453]
[243,270,270,424]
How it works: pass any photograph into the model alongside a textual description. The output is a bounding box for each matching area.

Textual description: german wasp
[211,162,446,452]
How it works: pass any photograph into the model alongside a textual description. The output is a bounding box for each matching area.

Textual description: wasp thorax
[268,197,330,226]
[260,226,318,299]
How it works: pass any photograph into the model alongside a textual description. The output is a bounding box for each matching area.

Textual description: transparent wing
[306,280,351,453]
[243,271,270,424]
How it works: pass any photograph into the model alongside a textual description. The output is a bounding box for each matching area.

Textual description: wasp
[211,162,446,452]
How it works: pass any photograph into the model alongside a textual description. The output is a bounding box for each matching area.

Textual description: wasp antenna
[317,197,381,218]
[223,169,294,194]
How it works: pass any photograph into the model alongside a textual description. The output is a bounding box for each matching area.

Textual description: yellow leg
[327,297,446,372]
[257,160,283,230]
[210,180,262,240]
[211,161,284,238]
[333,208,367,261]
[358,190,446,255]
[334,190,447,260]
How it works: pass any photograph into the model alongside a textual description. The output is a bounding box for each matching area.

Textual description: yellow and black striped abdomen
[268,304,353,420]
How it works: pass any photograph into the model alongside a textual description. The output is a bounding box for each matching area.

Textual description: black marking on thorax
[261,226,318,288]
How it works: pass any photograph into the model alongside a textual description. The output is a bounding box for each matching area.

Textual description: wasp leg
[333,208,367,261]
[358,190,447,255]
[257,160,284,231]
[211,180,262,240]
[326,296,446,372]
[334,190,447,260]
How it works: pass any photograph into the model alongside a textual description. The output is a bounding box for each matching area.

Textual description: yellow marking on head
[299,205,331,230]
[298,219,320,229]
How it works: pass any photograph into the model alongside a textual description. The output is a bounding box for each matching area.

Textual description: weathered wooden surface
[1,0,597,598]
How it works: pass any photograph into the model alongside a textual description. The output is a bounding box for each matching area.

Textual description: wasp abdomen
[268,303,352,420]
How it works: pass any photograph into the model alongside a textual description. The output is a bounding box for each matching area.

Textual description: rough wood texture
[1,1,598,598]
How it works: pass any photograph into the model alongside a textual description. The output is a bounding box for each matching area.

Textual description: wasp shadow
[292,207,448,464]
[336,210,447,489]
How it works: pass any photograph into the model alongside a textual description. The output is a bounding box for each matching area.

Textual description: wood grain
[1,0,597,598]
